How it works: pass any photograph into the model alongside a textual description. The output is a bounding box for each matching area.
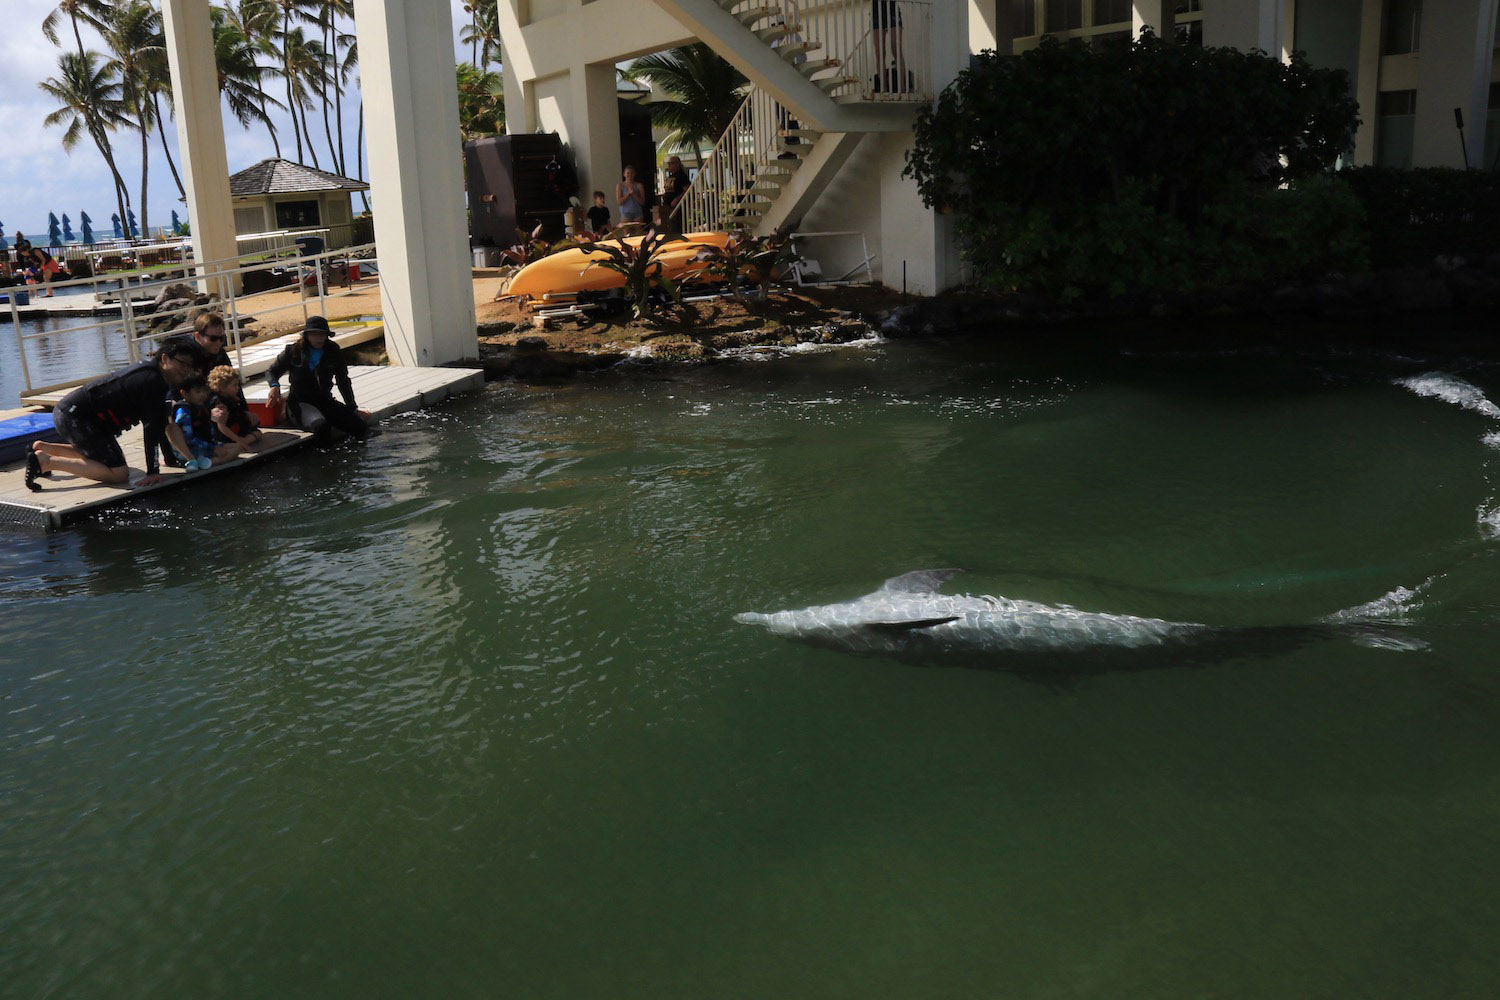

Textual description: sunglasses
[203,333,226,342]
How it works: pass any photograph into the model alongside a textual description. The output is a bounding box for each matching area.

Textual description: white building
[159,1,1497,367]
[228,159,368,247]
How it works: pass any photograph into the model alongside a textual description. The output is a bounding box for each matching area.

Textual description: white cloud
[0,4,479,241]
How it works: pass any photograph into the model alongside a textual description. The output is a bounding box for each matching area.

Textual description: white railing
[7,242,377,400]
[678,87,795,235]
[716,0,933,103]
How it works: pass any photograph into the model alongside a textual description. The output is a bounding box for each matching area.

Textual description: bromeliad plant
[577,229,693,320]
[499,223,554,267]
[692,229,796,302]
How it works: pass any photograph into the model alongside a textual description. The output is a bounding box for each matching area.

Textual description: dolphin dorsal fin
[880,569,964,594]
[863,616,962,633]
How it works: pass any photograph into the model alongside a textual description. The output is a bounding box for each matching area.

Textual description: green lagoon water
[4,328,1500,997]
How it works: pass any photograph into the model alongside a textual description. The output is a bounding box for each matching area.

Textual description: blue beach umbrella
[80,212,94,244]
[62,214,74,242]
[111,213,123,239]
[0,223,7,250]
[126,209,139,239]
[171,210,182,236]
[48,213,61,245]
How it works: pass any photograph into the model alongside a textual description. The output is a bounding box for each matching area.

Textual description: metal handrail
[10,241,378,398]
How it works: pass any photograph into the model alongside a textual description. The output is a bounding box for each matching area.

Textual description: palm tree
[456,62,505,142]
[271,0,321,164]
[279,27,329,167]
[41,0,110,60]
[623,45,748,159]
[40,51,134,231]
[460,0,502,70]
[224,0,285,158]
[211,6,287,148]
[104,1,163,238]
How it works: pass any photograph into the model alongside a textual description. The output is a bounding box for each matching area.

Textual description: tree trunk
[152,92,186,199]
[93,126,132,235]
[331,30,346,174]
[356,98,369,213]
[139,117,151,238]
[285,11,303,163]
[297,99,321,169]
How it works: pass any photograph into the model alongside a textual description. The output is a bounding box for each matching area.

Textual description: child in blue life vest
[170,376,243,471]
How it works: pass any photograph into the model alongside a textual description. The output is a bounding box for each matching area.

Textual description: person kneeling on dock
[171,376,241,471]
[25,342,201,491]
[207,365,261,450]
[265,316,367,443]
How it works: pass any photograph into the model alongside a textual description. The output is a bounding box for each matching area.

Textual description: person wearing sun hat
[265,316,368,442]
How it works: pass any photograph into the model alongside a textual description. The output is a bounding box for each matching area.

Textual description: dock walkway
[0,364,484,529]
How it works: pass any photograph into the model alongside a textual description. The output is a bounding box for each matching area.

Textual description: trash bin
[348,263,362,282]
[294,235,325,257]
[14,290,30,306]
[473,247,488,267]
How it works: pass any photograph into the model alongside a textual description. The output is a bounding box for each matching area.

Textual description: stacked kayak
[504,232,733,302]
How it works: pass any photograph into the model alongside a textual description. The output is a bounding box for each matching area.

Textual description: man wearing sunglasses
[160,313,239,467]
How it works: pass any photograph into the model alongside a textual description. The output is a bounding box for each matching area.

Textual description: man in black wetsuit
[25,342,201,490]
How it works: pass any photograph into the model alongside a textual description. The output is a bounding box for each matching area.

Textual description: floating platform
[0,364,484,529]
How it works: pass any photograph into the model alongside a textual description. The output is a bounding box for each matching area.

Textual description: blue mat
[0,412,60,465]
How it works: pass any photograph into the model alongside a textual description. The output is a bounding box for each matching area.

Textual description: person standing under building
[661,156,689,233]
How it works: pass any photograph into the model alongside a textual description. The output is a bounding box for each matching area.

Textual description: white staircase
[661,0,933,234]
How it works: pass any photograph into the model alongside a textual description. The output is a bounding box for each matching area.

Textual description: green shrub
[906,33,1363,298]
[1340,167,1500,266]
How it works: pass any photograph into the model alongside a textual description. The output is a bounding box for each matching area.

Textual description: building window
[1093,0,1131,26]
[1376,90,1417,168]
[1046,0,1084,33]
[275,199,321,229]
[1174,0,1203,12]
[1013,0,1037,37]
[1383,0,1422,54]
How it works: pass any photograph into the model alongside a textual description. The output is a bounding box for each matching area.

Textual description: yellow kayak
[505,231,732,301]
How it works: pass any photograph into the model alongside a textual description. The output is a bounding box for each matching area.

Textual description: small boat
[504,231,733,302]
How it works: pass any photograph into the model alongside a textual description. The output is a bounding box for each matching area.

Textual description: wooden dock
[0,363,484,529]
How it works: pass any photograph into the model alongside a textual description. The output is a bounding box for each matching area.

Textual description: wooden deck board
[0,363,483,528]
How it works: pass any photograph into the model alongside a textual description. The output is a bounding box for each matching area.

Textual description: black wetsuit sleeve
[140,378,167,476]
[267,347,291,385]
[333,348,356,408]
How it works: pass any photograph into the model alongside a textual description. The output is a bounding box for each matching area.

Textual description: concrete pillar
[970,0,1013,55]
[1205,0,1285,55]
[1412,0,1499,168]
[1133,0,1174,38]
[1352,0,1384,165]
[569,62,623,207]
[162,0,239,292]
[354,0,477,366]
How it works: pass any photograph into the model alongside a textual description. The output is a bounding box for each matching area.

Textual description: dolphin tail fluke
[1320,580,1435,652]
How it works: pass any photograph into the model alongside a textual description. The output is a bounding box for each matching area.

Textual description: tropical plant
[210,5,287,150]
[692,229,796,302]
[278,24,329,167]
[42,0,110,60]
[578,230,693,320]
[498,224,556,267]
[456,62,505,142]
[904,32,1362,297]
[39,50,133,232]
[622,44,747,159]
[103,1,163,237]
[460,0,502,69]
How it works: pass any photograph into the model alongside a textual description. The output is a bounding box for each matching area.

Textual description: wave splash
[1395,373,1500,419]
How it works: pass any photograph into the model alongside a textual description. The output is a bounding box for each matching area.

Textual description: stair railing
[678,86,792,234]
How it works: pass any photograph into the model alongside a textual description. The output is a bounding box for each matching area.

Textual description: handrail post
[315,250,327,317]
[297,250,309,327]
[225,263,245,370]
[122,290,139,365]
[11,296,31,393]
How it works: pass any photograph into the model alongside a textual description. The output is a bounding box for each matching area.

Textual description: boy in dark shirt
[586,191,611,235]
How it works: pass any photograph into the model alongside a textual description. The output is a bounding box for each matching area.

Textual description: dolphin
[734,569,1426,671]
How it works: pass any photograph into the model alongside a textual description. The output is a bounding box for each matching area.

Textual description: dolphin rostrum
[734,570,1426,670]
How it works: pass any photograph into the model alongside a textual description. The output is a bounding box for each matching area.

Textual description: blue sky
[0,2,476,241]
